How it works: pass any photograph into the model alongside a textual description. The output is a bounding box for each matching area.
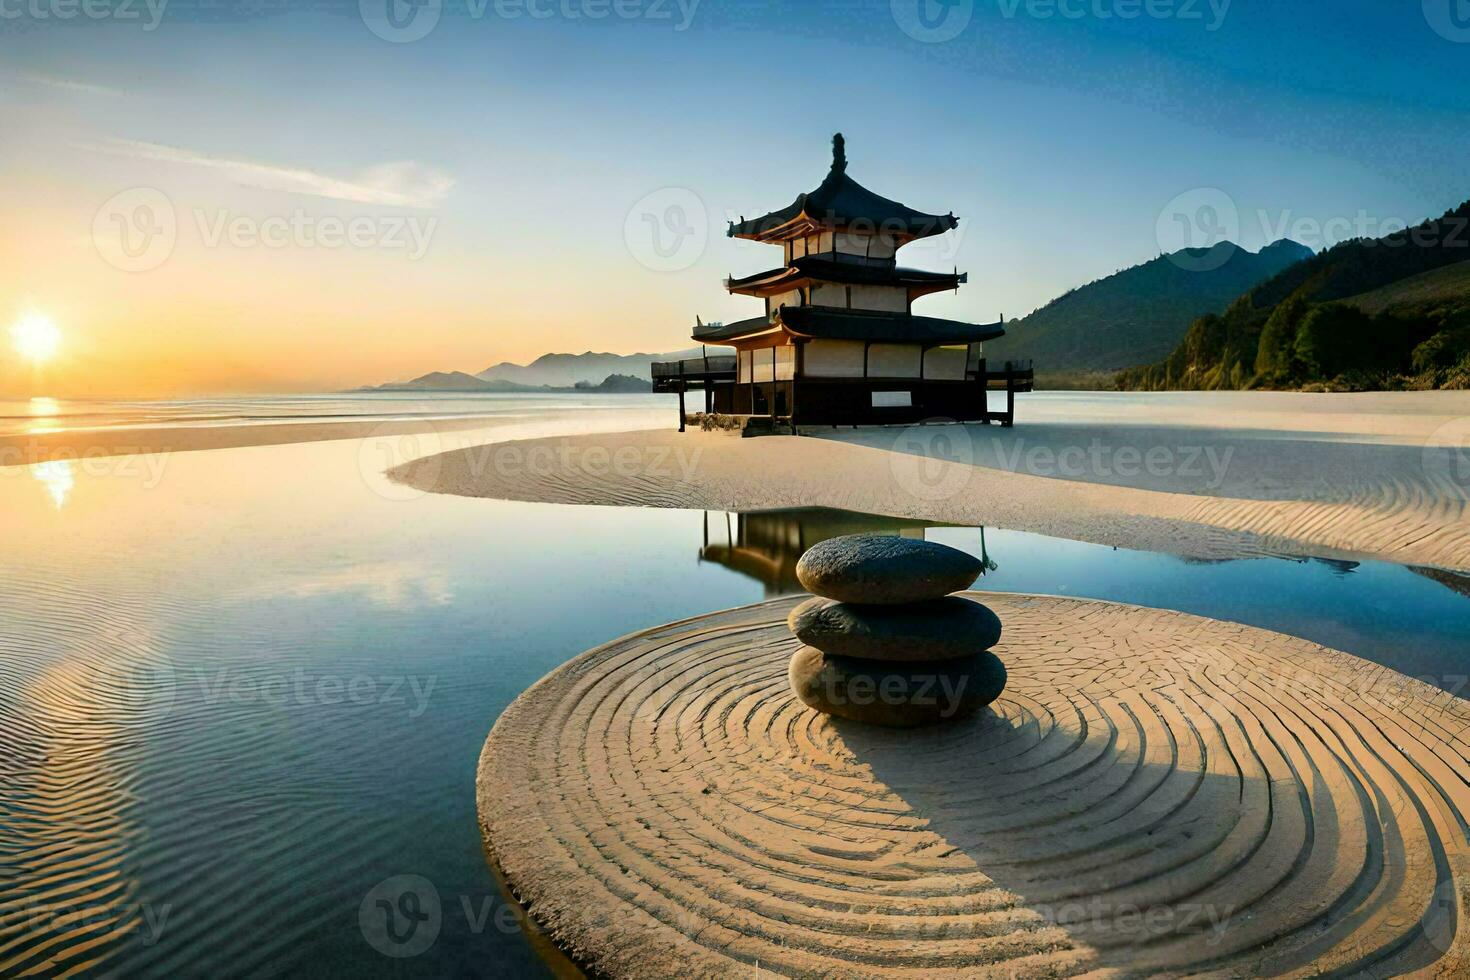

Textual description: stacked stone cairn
[787,534,1007,728]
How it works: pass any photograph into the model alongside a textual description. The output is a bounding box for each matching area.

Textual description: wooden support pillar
[770,347,778,421]
[979,357,990,425]
[678,381,687,432]
[1004,362,1015,428]
[791,341,802,434]
[704,386,712,413]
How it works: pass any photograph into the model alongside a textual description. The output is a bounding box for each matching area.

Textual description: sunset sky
[3,1,1469,397]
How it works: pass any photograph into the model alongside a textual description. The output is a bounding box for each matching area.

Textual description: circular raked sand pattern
[478,594,1470,978]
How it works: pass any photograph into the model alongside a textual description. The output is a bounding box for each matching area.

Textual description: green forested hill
[984,239,1312,376]
[1343,260,1470,315]
[1117,201,1470,391]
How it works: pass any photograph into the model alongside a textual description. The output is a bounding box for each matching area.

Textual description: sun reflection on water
[31,459,74,509]
[26,396,62,434]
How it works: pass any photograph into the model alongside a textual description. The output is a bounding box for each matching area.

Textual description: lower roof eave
[777,306,1005,345]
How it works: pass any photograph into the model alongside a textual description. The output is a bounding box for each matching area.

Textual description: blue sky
[2,0,1468,392]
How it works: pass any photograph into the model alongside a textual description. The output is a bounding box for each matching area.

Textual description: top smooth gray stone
[795,534,982,604]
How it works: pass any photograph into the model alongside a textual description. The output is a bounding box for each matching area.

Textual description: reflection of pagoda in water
[699,508,993,596]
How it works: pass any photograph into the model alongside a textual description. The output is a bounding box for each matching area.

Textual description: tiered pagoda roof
[725,255,966,301]
[694,307,1004,346]
[700,134,1002,348]
[727,134,958,244]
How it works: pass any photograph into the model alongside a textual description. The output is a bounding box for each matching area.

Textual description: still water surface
[0,408,1465,976]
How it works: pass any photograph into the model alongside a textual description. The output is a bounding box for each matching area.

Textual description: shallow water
[0,406,1466,976]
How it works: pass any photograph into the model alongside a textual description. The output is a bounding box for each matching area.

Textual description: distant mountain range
[476,349,702,388]
[360,348,716,393]
[1118,200,1470,391]
[984,239,1314,375]
[363,370,659,394]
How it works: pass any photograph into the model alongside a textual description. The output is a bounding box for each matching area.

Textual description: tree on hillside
[1254,294,1310,381]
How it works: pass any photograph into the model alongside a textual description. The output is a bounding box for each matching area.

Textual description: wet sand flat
[392,391,1470,570]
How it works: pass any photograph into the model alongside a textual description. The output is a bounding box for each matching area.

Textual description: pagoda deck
[651,354,1034,432]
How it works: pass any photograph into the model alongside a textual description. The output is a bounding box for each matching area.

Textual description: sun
[11,313,62,365]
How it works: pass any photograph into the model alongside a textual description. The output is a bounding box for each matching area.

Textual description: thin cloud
[83,137,455,208]
[19,73,125,97]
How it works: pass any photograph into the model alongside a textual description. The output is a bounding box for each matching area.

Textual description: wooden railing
[650,355,737,379]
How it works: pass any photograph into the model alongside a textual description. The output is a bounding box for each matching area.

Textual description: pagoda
[651,134,1031,430]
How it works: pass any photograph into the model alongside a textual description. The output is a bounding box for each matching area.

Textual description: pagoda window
[774,345,795,381]
[923,345,968,381]
[810,282,845,307]
[868,344,923,379]
[848,284,908,313]
[802,339,866,378]
[804,232,834,257]
[834,232,897,260]
[749,345,793,383]
[770,287,803,312]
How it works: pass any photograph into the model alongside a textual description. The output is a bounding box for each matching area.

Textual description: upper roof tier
[725,255,966,299]
[727,134,960,245]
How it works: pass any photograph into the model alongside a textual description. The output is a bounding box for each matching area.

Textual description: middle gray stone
[788,595,1003,662]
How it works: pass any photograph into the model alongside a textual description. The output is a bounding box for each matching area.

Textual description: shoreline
[391,392,1470,572]
[0,403,673,469]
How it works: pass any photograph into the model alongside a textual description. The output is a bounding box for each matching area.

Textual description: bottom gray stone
[788,646,1007,728]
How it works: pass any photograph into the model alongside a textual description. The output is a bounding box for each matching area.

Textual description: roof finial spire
[831,133,846,175]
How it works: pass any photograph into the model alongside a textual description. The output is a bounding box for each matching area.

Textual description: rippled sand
[480,594,1470,977]
[392,392,1470,570]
